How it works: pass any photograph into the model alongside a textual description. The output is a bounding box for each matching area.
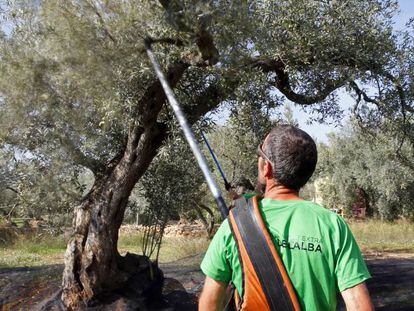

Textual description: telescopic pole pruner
[200,131,232,191]
[144,38,229,220]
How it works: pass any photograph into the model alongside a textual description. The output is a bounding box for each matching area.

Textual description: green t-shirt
[200,199,371,311]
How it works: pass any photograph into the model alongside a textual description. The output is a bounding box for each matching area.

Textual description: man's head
[258,125,317,191]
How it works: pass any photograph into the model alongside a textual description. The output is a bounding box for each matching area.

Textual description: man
[199,125,373,311]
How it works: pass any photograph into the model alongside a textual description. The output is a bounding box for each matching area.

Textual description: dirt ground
[0,252,413,310]
[357,252,414,311]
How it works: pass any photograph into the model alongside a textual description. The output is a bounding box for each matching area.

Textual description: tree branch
[5,186,19,195]
[250,57,349,105]
[194,26,219,65]
[87,0,117,43]
[134,61,189,125]
[193,201,215,238]
[377,70,413,115]
[184,81,238,125]
[158,0,219,65]
[350,81,380,106]
[146,37,184,47]
[58,134,104,173]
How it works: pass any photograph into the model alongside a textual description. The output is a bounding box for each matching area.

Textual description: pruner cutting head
[224,180,232,191]
[235,176,255,191]
[144,36,154,49]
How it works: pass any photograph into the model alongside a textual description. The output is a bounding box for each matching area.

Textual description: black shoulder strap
[230,196,297,311]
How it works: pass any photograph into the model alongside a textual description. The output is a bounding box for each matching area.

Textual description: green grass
[118,231,210,263]
[0,230,210,268]
[11,218,29,228]
[0,218,31,228]
[0,233,67,268]
[1,219,412,268]
[349,219,414,253]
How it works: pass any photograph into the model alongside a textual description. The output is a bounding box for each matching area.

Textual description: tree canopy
[1,0,412,173]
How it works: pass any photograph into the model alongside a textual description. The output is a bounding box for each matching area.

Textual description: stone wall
[120,220,218,238]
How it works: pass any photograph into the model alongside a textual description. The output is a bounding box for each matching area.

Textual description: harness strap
[228,196,301,311]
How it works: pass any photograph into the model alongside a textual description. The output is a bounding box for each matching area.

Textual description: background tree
[139,131,213,245]
[0,146,20,221]
[0,145,84,227]
[317,122,414,220]
[207,104,276,190]
[0,0,412,307]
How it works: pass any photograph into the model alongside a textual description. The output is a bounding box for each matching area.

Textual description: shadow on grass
[0,264,63,310]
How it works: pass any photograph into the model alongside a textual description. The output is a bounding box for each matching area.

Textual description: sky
[290,0,414,143]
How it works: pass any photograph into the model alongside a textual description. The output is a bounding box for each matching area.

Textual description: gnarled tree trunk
[194,201,215,239]
[62,124,167,309]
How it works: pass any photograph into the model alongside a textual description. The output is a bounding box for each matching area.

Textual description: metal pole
[200,131,231,191]
[145,40,229,219]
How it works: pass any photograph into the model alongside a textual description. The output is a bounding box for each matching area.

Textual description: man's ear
[264,162,273,178]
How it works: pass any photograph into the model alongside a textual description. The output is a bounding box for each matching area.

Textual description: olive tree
[0,145,84,226]
[0,0,412,307]
[318,122,414,220]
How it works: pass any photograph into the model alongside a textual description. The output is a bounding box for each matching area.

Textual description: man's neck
[264,182,303,201]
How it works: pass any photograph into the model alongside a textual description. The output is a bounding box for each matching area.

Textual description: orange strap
[228,195,301,311]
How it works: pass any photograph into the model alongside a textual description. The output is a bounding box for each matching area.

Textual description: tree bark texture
[61,124,167,309]
[194,202,215,239]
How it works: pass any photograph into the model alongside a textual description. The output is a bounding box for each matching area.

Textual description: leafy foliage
[140,133,205,221]
[0,145,86,227]
[317,122,414,221]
